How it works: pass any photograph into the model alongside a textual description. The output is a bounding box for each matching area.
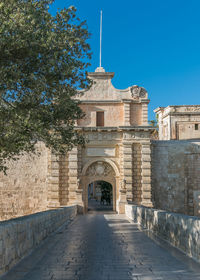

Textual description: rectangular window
[96,112,104,127]
[195,124,199,130]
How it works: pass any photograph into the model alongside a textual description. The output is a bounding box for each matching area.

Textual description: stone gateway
[47,67,155,213]
[0,67,200,220]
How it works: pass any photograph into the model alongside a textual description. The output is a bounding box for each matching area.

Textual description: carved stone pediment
[77,69,148,101]
[86,161,115,177]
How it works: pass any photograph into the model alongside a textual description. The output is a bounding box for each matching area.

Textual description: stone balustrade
[0,206,77,276]
[125,204,200,263]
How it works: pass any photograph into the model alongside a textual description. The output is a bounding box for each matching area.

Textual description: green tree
[148,120,157,127]
[0,0,91,172]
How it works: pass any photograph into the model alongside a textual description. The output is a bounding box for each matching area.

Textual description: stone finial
[95,67,105,73]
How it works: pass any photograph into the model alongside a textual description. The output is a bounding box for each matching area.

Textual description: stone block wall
[0,206,77,276]
[48,153,70,208]
[0,143,49,221]
[125,204,200,263]
[151,140,200,216]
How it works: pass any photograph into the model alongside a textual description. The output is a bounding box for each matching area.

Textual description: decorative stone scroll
[86,161,115,177]
[131,86,147,99]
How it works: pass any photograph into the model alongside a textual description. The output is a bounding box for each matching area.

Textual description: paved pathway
[88,198,113,213]
[1,214,200,280]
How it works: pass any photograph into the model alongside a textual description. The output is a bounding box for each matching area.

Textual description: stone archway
[81,160,120,213]
[88,180,113,212]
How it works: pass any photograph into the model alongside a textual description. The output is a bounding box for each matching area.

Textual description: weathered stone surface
[0,206,77,276]
[0,143,49,221]
[193,191,200,217]
[126,204,200,263]
[151,140,200,216]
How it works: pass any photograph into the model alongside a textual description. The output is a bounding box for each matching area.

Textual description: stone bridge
[0,205,200,280]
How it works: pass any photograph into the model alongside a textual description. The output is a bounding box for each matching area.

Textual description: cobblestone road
[1,214,200,280]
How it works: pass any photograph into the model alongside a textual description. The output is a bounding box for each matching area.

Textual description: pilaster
[132,143,142,203]
[142,102,148,126]
[68,147,79,205]
[122,142,133,201]
[123,101,131,126]
[59,155,69,205]
[141,141,153,207]
[48,153,60,208]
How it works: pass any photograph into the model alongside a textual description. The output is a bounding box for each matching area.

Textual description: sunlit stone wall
[151,140,200,217]
[0,142,49,221]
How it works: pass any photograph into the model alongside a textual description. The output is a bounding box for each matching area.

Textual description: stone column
[123,101,131,126]
[48,153,60,208]
[141,141,153,207]
[68,147,79,205]
[141,102,148,126]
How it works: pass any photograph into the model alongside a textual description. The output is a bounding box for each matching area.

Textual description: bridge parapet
[125,204,200,263]
[0,206,77,276]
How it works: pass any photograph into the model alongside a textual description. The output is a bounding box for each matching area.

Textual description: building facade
[155,105,200,140]
[48,67,155,213]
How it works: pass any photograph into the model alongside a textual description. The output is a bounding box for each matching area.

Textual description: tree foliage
[0,0,91,172]
[148,120,158,127]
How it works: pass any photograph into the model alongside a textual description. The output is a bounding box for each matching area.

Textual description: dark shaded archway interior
[88,181,113,213]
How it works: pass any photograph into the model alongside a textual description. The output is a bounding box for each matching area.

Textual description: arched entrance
[81,159,120,213]
[88,180,113,212]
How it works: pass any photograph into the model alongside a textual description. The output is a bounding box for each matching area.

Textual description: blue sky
[50,0,200,120]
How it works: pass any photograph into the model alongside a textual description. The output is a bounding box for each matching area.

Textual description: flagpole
[100,10,102,68]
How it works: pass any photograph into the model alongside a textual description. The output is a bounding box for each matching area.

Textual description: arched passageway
[81,160,119,213]
[88,181,113,212]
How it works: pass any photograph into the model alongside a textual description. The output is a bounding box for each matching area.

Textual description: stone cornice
[75,126,155,132]
[168,112,200,116]
[77,100,146,104]
[87,72,115,80]
[154,105,200,116]
[79,100,122,104]
[154,107,164,113]
[141,99,150,104]
[161,111,200,119]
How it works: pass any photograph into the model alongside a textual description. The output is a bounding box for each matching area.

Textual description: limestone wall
[0,206,77,276]
[151,140,200,216]
[78,103,124,127]
[125,204,200,263]
[171,116,200,140]
[0,143,49,221]
[130,104,142,125]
